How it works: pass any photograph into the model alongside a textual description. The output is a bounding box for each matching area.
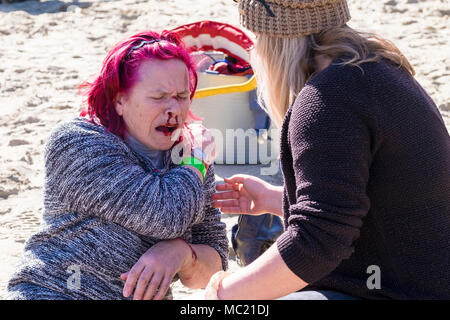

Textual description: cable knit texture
[6,117,228,300]
[276,59,450,299]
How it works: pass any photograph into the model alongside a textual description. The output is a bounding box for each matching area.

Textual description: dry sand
[0,0,449,300]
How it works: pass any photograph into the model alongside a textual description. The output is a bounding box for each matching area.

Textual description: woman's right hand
[211,174,277,215]
[172,123,216,183]
[182,123,216,166]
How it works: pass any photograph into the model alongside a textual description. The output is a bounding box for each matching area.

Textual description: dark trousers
[231,214,283,266]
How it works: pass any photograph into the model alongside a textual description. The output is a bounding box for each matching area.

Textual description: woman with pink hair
[6,30,228,300]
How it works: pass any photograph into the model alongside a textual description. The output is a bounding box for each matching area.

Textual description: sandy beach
[0,0,449,300]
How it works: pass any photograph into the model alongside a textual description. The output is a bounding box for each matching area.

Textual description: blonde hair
[251,25,415,127]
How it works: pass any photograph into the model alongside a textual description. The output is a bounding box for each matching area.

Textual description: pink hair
[79,30,199,138]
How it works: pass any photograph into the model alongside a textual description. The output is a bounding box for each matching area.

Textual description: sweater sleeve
[276,81,374,284]
[43,119,206,239]
[190,164,229,271]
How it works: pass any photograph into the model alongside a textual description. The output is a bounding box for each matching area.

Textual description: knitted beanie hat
[238,0,351,38]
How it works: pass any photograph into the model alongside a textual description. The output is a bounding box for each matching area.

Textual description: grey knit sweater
[6,117,228,300]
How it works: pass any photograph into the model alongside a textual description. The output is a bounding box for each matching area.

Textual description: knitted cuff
[276,229,319,284]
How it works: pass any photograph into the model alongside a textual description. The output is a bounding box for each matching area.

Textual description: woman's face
[115,58,191,150]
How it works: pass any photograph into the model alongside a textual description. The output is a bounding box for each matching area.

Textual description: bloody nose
[167,113,178,125]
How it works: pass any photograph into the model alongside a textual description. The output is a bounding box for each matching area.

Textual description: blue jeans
[278,290,360,300]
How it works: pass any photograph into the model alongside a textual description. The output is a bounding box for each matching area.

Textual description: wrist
[264,185,284,216]
[175,238,197,273]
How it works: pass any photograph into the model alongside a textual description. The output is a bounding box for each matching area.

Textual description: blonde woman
[209,0,450,300]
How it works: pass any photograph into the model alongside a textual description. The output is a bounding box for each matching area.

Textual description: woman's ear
[114,93,125,116]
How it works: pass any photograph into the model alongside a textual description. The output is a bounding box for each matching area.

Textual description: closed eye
[177,94,190,100]
[149,91,189,101]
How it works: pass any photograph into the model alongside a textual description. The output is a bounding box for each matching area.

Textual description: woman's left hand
[121,238,191,300]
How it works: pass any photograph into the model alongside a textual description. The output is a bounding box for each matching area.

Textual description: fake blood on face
[155,114,180,136]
